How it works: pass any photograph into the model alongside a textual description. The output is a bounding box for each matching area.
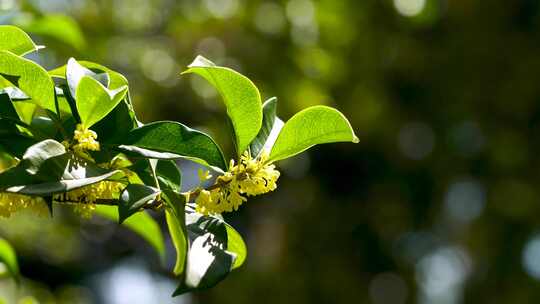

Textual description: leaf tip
[352,135,359,143]
[187,55,216,68]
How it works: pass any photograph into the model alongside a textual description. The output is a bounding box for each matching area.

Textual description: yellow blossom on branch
[195,151,280,215]
[0,192,49,218]
[53,181,124,218]
[65,124,101,159]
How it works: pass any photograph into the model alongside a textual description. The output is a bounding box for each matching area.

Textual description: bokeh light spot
[393,0,426,17]
[203,0,239,19]
[444,179,486,223]
[398,122,435,160]
[522,235,540,280]
[254,2,287,35]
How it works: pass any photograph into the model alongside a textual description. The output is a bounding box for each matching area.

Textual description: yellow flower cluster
[195,151,280,215]
[71,124,100,157]
[0,192,49,218]
[54,181,124,218]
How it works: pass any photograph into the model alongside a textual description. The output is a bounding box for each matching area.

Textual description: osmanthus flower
[0,193,49,218]
[63,124,101,160]
[195,151,280,215]
[53,181,125,218]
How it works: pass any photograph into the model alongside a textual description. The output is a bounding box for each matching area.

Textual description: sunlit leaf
[269,105,359,162]
[163,190,188,276]
[226,224,247,270]
[173,207,237,296]
[249,97,284,157]
[49,60,129,92]
[121,121,227,170]
[0,50,55,111]
[0,140,123,195]
[0,25,40,56]
[66,58,109,98]
[0,238,19,283]
[182,56,262,156]
[75,76,127,128]
[92,100,138,143]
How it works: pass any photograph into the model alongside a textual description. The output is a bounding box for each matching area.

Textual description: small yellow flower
[53,181,124,218]
[69,124,100,158]
[0,192,49,218]
[194,151,280,215]
[195,189,220,215]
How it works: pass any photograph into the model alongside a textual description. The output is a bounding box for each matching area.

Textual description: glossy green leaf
[49,60,128,92]
[0,140,123,195]
[0,134,37,158]
[163,190,188,276]
[182,56,262,156]
[0,25,40,56]
[22,139,66,175]
[0,87,29,100]
[249,97,284,157]
[17,14,86,50]
[155,160,182,192]
[75,76,127,128]
[92,100,138,143]
[269,105,359,162]
[0,93,21,134]
[0,50,55,111]
[0,94,42,138]
[226,224,247,270]
[173,207,237,296]
[121,121,227,169]
[66,58,109,98]
[118,184,160,223]
[0,238,19,283]
[13,102,37,125]
[94,205,166,262]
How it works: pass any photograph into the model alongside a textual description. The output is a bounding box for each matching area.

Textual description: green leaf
[30,116,57,138]
[13,102,37,125]
[16,14,86,50]
[0,94,43,138]
[226,224,247,270]
[0,87,30,100]
[0,140,123,195]
[49,61,129,92]
[0,25,40,56]
[163,190,188,276]
[75,76,127,128]
[22,139,66,175]
[249,97,284,157]
[0,134,37,158]
[0,238,19,283]
[173,207,237,296]
[0,93,21,134]
[66,58,110,98]
[182,56,262,156]
[92,100,138,143]
[118,184,160,223]
[94,205,166,262]
[121,121,227,170]
[0,50,55,111]
[269,105,359,162]
[155,160,182,192]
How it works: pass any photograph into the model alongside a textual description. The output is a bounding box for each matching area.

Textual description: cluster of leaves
[0,25,357,296]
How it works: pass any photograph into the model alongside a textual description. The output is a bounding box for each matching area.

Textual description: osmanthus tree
[0,25,358,296]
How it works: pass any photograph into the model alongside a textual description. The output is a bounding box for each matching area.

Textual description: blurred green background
[2,0,540,303]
